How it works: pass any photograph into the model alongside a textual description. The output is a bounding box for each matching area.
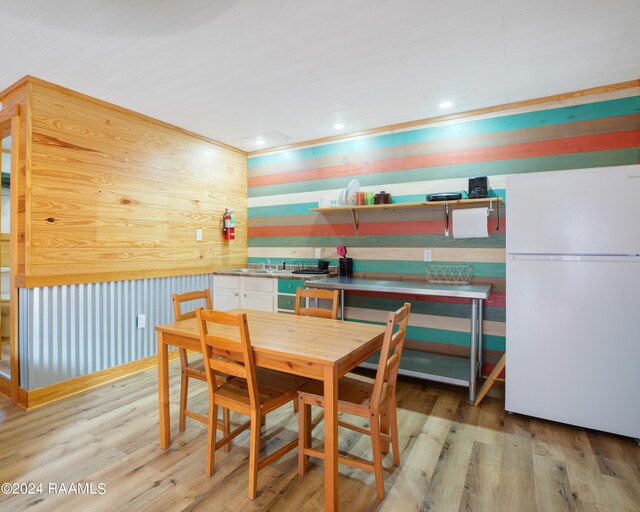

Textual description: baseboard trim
[20,350,181,410]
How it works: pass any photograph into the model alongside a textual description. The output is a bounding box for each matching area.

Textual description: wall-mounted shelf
[310,197,503,235]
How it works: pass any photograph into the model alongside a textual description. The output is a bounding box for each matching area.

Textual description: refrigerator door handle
[510,254,640,262]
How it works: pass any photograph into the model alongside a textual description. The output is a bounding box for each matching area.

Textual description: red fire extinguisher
[223,208,235,240]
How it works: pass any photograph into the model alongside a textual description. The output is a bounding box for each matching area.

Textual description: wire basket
[425,264,472,285]
[291,260,317,272]
[289,260,331,274]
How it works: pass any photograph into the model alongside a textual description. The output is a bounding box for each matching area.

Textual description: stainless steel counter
[305,277,491,299]
[305,276,493,403]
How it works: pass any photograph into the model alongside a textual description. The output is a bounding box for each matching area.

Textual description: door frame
[0,103,20,403]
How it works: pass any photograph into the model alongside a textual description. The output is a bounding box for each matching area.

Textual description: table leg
[478,301,484,379]
[340,290,345,320]
[157,331,170,449]
[324,365,339,511]
[469,299,478,404]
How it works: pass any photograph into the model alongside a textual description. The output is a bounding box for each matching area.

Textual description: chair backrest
[196,308,259,412]
[172,289,213,321]
[370,303,411,413]
[294,288,340,319]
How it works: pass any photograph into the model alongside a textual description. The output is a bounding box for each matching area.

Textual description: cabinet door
[214,289,241,311]
[242,291,274,312]
[243,277,275,293]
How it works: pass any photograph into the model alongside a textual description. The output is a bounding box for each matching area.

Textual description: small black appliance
[468,176,488,199]
[426,192,462,202]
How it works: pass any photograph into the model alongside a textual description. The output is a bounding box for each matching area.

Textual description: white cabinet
[214,289,241,311]
[242,291,274,311]
[212,275,276,312]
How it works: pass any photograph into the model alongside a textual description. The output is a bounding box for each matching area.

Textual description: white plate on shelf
[345,178,359,204]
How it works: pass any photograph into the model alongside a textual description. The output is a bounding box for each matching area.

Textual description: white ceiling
[1,0,639,152]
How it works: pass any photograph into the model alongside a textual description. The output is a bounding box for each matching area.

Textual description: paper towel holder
[441,199,498,236]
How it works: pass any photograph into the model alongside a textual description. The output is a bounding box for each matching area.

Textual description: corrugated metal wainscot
[19,274,213,389]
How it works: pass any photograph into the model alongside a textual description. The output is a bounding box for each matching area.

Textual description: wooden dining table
[155,308,387,511]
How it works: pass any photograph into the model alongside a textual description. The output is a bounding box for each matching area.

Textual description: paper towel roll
[452,207,488,238]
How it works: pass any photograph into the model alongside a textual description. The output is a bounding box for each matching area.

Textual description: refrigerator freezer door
[506,255,640,438]
[506,165,640,255]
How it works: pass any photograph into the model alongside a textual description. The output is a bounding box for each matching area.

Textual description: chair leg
[178,348,189,432]
[370,413,385,499]
[248,412,261,500]
[223,408,231,453]
[389,394,401,466]
[380,402,390,454]
[298,397,311,475]
[206,403,218,477]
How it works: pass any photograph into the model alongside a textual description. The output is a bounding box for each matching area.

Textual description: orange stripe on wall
[248,219,503,237]
[248,130,640,187]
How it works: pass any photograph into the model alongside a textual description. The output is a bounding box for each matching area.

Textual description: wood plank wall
[0,234,8,266]
[247,83,640,376]
[1,77,248,287]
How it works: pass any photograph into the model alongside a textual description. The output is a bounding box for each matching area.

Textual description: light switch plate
[196,228,203,241]
[424,250,432,262]
[315,248,322,258]
[137,314,146,329]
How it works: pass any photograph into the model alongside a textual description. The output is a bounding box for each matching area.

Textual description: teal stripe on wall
[391,188,506,204]
[248,149,639,197]
[346,318,505,351]
[248,234,506,248]
[344,294,505,322]
[249,202,319,218]
[249,96,640,168]
[248,257,504,277]
[406,326,505,352]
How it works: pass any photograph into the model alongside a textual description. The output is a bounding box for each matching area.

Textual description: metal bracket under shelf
[349,209,360,235]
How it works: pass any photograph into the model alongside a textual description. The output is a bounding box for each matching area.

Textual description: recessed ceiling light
[333,123,346,130]
[254,139,266,146]
[439,101,453,109]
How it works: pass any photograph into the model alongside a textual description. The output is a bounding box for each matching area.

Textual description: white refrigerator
[506,165,640,439]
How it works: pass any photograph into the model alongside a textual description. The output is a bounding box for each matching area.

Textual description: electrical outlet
[137,314,146,329]
[424,250,432,262]
[196,229,203,241]
[315,248,322,258]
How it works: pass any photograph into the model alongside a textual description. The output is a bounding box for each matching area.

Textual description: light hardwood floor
[0,360,638,512]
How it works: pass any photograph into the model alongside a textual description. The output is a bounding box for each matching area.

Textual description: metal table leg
[469,299,478,403]
[478,300,484,379]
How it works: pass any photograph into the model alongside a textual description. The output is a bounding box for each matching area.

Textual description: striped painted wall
[248,88,640,376]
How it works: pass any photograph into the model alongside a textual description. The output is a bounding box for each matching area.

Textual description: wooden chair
[196,308,309,500]
[294,288,340,319]
[297,302,411,499]
[291,287,340,415]
[172,290,230,440]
